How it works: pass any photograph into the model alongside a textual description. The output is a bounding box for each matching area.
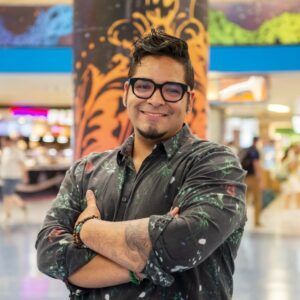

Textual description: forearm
[68,254,130,288]
[81,218,151,273]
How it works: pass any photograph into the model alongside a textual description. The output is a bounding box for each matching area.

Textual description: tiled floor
[0,193,300,299]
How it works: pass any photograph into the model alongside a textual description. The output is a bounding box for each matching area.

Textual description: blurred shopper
[242,137,263,226]
[227,140,239,156]
[280,144,300,209]
[0,136,28,224]
[36,29,247,300]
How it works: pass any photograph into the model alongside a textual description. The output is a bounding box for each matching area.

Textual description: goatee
[137,127,166,140]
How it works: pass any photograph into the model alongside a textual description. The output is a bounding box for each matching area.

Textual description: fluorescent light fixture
[292,115,300,133]
[57,136,69,144]
[267,104,290,113]
[29,135,40,142]
[43,134,55,143]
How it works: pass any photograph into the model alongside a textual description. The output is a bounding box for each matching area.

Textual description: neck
[133,135,156,161]
[132,134,158,172]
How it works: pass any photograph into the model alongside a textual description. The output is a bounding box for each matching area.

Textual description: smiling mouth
[140,110,168,117]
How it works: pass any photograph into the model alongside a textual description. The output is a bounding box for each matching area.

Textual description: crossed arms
[36,149,247,290]
[68,190,177,288]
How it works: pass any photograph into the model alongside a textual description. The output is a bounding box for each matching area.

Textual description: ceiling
[0,73,73,108]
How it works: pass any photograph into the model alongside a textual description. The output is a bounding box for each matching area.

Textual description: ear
[122,81,129,107]
[186,90,195,113]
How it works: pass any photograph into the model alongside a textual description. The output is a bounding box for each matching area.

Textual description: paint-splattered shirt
[36,125,247,299]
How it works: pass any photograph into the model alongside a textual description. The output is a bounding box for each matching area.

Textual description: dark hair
[128,28,194,89]
[253,136,260,144]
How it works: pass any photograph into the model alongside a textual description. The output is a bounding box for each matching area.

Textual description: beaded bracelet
[73,215,99,248]
[129,270,142,285]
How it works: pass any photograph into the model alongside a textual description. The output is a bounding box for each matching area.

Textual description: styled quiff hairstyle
[128,28,194,89]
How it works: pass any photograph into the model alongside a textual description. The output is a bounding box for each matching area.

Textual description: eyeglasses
[128,77,191,103]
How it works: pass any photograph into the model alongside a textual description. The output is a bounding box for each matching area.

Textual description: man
[36,29,247,299]
[242,136,263,226]
[1,136,28,225]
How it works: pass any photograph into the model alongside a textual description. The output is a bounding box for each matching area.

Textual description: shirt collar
[160,124,192,160]
[117,124,192,165]
[117,135,134,166]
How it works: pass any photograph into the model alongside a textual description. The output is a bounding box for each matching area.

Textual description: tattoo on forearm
[124,221,151,262]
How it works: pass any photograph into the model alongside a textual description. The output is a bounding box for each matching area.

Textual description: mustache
[138,105,173,115]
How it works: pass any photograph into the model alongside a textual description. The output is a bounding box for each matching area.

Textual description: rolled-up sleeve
[143,147,247,286]
[35,158,97,286]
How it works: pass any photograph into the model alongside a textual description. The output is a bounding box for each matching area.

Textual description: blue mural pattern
[0,5,73,47]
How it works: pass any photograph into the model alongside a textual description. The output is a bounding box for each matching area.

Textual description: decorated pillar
[74,0,208,159]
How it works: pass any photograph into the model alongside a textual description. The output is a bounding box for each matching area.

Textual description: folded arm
[35,156,133,292]
[80,216,151,273]
[143,147,247,285]
[79,147,247,287]
[68,254,130,288]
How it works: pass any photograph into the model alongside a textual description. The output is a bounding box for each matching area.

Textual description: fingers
[86,190,97,207]
[169,206,179,218]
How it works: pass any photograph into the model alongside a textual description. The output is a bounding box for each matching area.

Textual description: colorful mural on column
[210,0,300,45]
[74,0,208,159]
[0,5,72,46]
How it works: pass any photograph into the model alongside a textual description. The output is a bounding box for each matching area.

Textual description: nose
[147,88,165,106]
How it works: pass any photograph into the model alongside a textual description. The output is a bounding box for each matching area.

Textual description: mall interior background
[0,0,300,299]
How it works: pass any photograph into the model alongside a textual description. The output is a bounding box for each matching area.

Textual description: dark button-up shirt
[36,125,247,299]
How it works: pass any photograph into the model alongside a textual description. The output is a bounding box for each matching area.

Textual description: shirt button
[121,196,128,203]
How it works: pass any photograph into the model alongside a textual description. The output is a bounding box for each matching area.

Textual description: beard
[137,126,166,140]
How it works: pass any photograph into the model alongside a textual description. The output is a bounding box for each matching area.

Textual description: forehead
[134,55,185,83]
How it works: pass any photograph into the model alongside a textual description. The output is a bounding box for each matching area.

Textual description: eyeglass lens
[133,79,184,102]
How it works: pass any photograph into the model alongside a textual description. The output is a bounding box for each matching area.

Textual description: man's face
[123,55,195,143]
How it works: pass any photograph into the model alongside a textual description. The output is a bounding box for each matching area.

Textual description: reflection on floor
[0,193,300,300]
[234,196,300,300]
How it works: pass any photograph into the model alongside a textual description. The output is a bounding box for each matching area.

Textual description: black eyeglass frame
[128,77,191,103]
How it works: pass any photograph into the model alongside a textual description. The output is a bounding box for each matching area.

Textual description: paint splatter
[198,239,207,245]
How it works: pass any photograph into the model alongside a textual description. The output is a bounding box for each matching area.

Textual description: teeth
[142,111,166,116]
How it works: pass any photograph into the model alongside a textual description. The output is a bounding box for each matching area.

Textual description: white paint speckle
[170,176,175,184]
[104,294,110,300]
[198,239,206,245]
[199,285,202,291]
[171,265,189,272]
[138,292,146,298]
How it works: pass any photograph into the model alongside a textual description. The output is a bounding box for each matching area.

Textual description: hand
[168,206,179,218]
[75,190,101,227]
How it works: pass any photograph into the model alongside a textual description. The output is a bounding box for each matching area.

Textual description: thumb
[169,206,179,217]
[86,190,97,207]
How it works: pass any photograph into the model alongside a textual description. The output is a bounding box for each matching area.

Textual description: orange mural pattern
[74,0,208,159]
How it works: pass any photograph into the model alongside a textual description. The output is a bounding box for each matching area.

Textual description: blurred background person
[0,136,28,225]
[242,136,264,226]
[226,140,239,156]
[280,144,300,209]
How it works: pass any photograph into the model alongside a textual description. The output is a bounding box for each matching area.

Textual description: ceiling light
[43,134,55,143]
[57,136,69,144]
[29,135,40,142]
[267,104,290,113]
